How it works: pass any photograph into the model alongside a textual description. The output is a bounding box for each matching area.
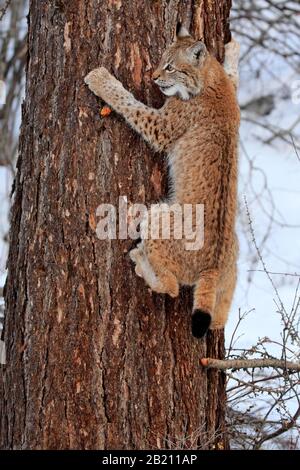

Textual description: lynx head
[152,24,208,100]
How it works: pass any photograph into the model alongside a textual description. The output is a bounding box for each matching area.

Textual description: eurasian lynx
[85,25,240,338]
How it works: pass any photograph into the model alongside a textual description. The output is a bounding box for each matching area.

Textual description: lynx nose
[152,70,160,81]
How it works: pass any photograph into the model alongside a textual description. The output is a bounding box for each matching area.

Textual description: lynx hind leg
[192,270,219,338]
[224,38,240,90]
[211,263,237,330]
[133,205,180,298]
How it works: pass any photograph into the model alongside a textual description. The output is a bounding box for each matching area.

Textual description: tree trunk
[0,0,231,450]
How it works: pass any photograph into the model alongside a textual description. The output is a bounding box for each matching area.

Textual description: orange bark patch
[150,164,163,196]
[100,106,112,117]
[130,42,143,88]
[114,44,122,69]
[89,213,96,231]
[78,283,85,296]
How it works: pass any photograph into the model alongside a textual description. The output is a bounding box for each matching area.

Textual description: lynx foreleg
[84,67,169,151]
[224,39,240,90]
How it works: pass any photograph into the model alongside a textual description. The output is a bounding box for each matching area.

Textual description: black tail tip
[192,309,212,338]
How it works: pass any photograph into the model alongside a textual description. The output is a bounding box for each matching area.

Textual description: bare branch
[201,358,300,372]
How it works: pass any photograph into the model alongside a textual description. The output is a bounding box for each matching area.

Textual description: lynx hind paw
[129,244,143,263]
[129,247,144,277]
[135,264,143,277]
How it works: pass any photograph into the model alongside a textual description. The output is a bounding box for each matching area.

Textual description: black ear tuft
[195,49,202,60]
[176,22,182,36]
[188,41,206,61]
[176,23,191,39]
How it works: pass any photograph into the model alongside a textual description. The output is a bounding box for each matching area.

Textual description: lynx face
[152,36,207,101]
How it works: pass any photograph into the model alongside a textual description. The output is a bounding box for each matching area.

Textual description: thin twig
[0,0,11,21]
[244,195,287,316]
[247,269,300,277]
[254,404,300,450]
[291,134,300,163]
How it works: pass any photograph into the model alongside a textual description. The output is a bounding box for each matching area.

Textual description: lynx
[85,25,240,338]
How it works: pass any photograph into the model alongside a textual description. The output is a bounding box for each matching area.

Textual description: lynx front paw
[224,38,240,89]
[225,38,240,60]
[84,67,114,99]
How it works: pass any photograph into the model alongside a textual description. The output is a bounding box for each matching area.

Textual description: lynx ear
[187,41,206,61]
[176,22,191,39]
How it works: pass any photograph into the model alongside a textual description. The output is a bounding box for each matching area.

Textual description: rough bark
[0,0,232,450]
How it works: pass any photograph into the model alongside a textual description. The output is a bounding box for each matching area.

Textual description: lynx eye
[165,64,175,72]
